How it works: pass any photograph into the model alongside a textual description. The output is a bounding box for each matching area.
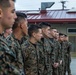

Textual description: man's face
[59,35,64,42]
[1,0,17,29]
[33,29,43,41]
[64,36,68,41]
[22,19,28,36]
[55,32,59,40]
[50,29,57,38]
[42,26,50,37]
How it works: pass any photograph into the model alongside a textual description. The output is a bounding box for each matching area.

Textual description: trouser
[64,60,71,75]
[52,66,59,75]
[20,69,25,75]
[44,65,52,75]
[58,62,65,75]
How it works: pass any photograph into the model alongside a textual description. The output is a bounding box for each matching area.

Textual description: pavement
[64,57,76,75]
[70,57,76,75]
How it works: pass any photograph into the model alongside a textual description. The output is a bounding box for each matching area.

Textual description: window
[67,28,76,33]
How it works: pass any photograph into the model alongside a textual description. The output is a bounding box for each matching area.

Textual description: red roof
[22,9,76,23]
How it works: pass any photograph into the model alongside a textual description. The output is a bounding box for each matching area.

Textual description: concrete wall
[51,23,76,34]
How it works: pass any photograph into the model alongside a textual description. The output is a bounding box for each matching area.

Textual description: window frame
[67,28,76,34]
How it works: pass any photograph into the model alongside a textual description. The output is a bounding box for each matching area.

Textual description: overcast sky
[15,0,76,10]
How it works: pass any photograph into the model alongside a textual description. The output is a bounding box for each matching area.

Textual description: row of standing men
[21,22,72,75]
[0,1,72,75]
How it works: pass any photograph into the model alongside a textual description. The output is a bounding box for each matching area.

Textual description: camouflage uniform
[40,38,55,75]
[59,41,66,75]
[0,34,21,75]
[7,34,26,75]
[49,38,61,75]
[64,41,72,75]
[22,40,44,75]
[37,41,45,75]
[54,41,62,75]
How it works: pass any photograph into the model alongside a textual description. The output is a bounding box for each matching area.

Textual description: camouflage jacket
[22,40,44,75]
[59,41,67,62]
[0,35,21,75]
[49,38,61,63]
[39,37,55,74]
[63,41,72,61]
[7,34,26,75]
[44,38,55,65]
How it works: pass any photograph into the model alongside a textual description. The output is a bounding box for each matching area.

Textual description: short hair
[59,33,64,36]
[50,27,56,29]
[12,12,27,30]
[39,22,51,28]
[28,25,41,37]
[64,34,67,37]
[0,0,16,9]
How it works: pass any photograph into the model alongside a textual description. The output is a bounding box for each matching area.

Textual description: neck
[29,37,37,44]
[4,33,9,38]
[0,24,4,34]
[43,34,48,38]
[55,38,58,41]
[59,40,63,43]
[49,35,53,38]
[13,29,23,40]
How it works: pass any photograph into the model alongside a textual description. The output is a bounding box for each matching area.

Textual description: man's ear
[20,23,23,29]
[0,8,3,18]
[32,32,36,37]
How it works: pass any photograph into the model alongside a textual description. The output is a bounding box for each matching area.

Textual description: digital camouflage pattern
[7,34,26,75]
[64,41,72,75]
[22,40,44,75]
[40,38,55,75]
[49,38,61,75]
[0,35,21,75]
[59,41,66,75]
